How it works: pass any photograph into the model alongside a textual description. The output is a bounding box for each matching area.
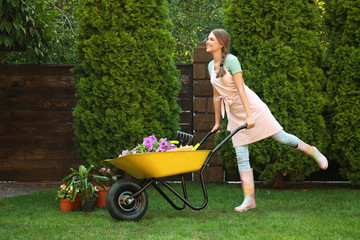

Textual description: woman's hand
[211,124,221,134]
[246,117,255,129]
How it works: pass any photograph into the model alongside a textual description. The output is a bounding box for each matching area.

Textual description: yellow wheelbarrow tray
[105,124,248,221]
[107,150,212,179]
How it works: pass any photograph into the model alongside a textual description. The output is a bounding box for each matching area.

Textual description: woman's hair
[211,29,230,78]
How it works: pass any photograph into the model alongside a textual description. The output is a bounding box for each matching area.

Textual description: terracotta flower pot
[72,194,82,210]
[96,186,110,207]
[59,198,73,212]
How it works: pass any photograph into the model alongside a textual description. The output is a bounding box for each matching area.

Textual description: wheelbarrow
[105,124,248,221]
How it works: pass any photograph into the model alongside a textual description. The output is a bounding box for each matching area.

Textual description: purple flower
[149,135,157,142]
[159,139,170,150]
[119,150,129,157]
[143,135,158,152]
[146,143,153,152]
[120,135,178,156]
[143,137,151,146]
[155,147,165,152]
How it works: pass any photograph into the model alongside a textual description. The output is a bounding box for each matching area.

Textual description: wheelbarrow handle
[192,129,219,150]
[193,124,248,150]
[211,124,248,154]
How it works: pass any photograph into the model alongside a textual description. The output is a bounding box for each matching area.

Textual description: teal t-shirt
[208,54,242,77]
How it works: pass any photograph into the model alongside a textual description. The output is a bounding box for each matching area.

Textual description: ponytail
[210,29,230,78]
[216,49,227,78]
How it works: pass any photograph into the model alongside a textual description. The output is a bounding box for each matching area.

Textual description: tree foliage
[220,0,329,187]
[72,0,181,166]
[1,0,78,64]
[46,0,79,63]
[0,0,57,63]
[168,0,224,63]
[324,0,360,185]
[1,0,225,64]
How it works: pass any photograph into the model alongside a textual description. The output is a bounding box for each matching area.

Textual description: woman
[206,29,328,212]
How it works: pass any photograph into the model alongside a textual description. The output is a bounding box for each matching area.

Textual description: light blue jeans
[235,130,298,171]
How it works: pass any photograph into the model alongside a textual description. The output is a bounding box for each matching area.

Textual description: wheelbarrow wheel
[106,179,148,221]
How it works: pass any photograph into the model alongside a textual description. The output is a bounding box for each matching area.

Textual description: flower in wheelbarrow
[143,135,157,152]
[155,139,177,152]
[118,135,177,157]
[148,135,157,143]
[159,138,168,149]
[119,150,129,157]
[155,147,165,152]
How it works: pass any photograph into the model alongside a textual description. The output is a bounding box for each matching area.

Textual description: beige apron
[211,67,283,147]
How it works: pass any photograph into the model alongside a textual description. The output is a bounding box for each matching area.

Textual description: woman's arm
[233,72,255,129]
[212,86,222,132]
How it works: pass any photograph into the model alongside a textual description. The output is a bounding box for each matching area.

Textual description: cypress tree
[324,0,360,185]
[73,0,181,166]
[222,0,329,187]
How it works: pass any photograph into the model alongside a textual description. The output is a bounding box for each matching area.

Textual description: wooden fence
[0,64,193,181]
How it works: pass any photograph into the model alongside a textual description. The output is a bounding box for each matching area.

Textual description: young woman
[206,29,328,212]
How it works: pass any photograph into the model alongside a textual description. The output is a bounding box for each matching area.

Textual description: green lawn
[0,183,359,239]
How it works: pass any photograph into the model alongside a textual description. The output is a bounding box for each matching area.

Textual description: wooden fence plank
[0,123,74,135]
[0,87,76,99]
[0,99,76,111]
[0,111,74,123]
[0,75,75,88]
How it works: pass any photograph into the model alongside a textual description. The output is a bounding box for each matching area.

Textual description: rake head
[175,131,194,146]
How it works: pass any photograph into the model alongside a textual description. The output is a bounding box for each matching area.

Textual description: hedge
[324,0,360,185]
[72,0,181,166]
[221,0,329,187]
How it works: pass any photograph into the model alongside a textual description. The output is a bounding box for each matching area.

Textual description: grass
[0,183,359,240]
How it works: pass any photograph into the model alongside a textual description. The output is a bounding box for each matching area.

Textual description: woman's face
[206,32,223,53]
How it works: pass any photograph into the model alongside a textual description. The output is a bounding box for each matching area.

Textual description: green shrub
[221,0,329,187]
[324,0,360,185]
[73,0,181,166]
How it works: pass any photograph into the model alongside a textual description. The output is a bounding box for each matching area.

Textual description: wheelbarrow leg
[151,175,188,210]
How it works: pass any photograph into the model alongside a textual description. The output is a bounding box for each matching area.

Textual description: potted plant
[56,184,74,212]
[95,166,119,207]
[63,165,108,212]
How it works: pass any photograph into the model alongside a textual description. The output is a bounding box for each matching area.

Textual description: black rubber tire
[106,179,148,221]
